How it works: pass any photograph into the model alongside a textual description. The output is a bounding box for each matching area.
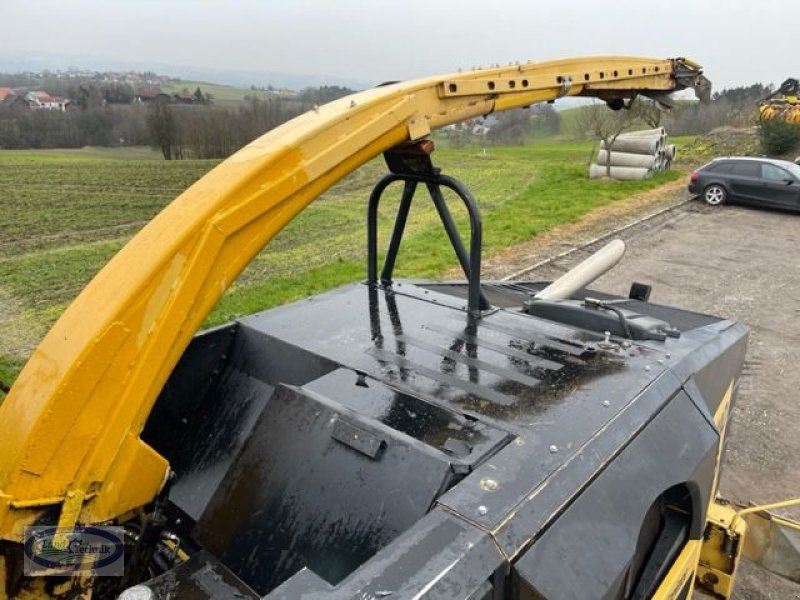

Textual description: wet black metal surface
[193,383,481,595]
[142,550,259,599]
[141,278,748,598]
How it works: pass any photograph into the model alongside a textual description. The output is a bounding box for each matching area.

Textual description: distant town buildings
[0,70,210,111]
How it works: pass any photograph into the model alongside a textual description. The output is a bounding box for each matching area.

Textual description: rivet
[549,445,558,454]
[602,400,610,407]
[478,505,488,516]
[645,365,651,372]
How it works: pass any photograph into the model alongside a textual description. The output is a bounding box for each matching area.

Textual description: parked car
[689,156,800,211]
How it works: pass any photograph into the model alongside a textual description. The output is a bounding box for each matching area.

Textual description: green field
[0,141,683,396]
[160,80,278,105]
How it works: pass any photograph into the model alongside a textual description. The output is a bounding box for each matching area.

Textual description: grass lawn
[0,140,682,397]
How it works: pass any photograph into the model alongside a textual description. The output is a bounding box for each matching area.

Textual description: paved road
[520,199,800,599]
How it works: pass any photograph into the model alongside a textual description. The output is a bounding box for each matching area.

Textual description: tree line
[0,81,354,156]
[146,86,354,159]
[0,78,785,157]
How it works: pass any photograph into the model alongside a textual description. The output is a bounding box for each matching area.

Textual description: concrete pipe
[600,136,660,155]
[667,144,676,160]
[589,164,652,180]
[618,127,666,138]
[596,150,657,169]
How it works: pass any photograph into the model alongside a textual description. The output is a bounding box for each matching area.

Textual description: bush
[759,119,800,155]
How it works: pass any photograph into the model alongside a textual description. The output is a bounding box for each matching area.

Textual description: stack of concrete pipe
[589,127,676,180]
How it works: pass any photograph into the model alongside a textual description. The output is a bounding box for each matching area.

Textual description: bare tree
[145,101,178,159]
[486,108,533,145]
[635,97,663,128]
[576,99,646,177]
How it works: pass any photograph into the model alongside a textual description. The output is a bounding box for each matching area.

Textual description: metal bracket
[367,141,489,315]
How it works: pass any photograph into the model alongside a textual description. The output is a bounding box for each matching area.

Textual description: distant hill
[0,52,370,92]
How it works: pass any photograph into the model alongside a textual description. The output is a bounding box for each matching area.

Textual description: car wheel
[703,184,727,206]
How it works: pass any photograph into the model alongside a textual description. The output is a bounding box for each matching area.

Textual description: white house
[25,91,70,111]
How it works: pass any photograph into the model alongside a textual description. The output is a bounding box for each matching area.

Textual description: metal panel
[512,391,719,599]
[194,384,461,595]
[143,325,340,521]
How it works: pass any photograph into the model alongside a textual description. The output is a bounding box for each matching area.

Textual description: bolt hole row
[447,65,661,95]
[486,79,529,91]
[571,66,659,82]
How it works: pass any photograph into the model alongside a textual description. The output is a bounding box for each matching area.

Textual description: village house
[0,87,16,102]
[24,91,70,111]
[134,87,171,103]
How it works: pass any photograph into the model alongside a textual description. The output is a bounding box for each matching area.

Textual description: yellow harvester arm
[0,56,708,539]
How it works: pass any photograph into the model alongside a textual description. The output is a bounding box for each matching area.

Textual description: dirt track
[489,189,800,599]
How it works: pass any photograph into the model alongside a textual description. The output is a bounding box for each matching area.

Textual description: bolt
[604,331,611,344]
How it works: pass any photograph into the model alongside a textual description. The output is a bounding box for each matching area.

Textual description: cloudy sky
[0,0,796,90]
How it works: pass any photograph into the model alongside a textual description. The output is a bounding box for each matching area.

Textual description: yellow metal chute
[0,56,709,540]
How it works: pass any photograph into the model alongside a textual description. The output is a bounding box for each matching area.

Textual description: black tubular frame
[367,171,489,315]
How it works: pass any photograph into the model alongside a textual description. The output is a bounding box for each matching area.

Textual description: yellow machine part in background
[759,77,800,124]
[759,101,800,124]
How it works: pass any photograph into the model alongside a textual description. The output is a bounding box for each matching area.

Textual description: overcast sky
[0,0,796,90]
